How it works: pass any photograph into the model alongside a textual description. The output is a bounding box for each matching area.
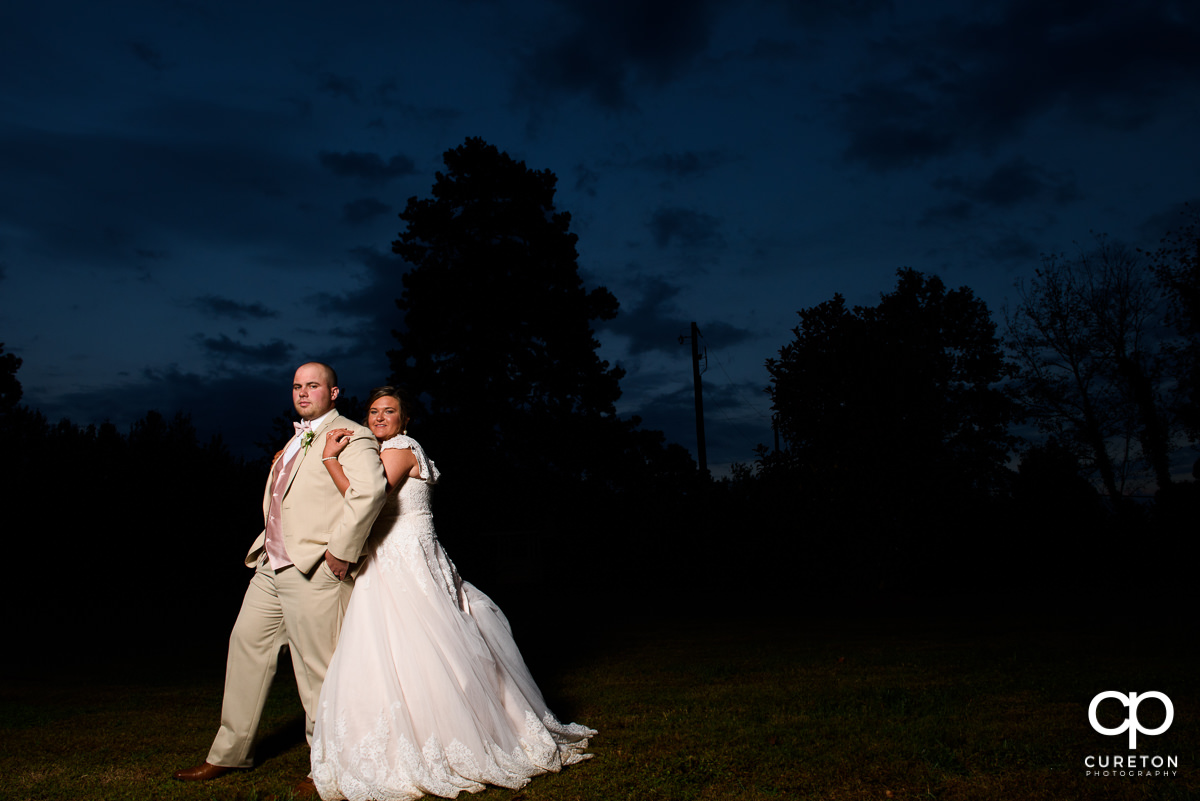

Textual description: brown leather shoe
[290,777,318,798]
[173,762,235,781]
[264,777,318,801]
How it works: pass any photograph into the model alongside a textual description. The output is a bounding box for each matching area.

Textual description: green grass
[3,616,1197,800]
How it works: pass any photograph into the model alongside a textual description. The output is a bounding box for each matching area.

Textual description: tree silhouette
[391,138,622,430]
[0,360,263,655]
[387,138,638,530]
[767,268,1017,503]
[0,342,21,416]
[1007,240,1175,497]
[1150,207,1200,442]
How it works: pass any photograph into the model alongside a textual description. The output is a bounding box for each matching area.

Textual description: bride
[310,386,595,801]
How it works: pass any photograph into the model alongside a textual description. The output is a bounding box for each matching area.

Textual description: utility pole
[687,322,708,475]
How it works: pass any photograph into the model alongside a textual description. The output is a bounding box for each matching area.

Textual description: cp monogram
[1088,691,1174,749]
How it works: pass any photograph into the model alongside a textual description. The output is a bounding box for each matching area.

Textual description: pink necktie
[264,421,313,570]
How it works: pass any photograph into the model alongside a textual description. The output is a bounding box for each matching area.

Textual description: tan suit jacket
[246,410,386,573]
[205,408,387,769]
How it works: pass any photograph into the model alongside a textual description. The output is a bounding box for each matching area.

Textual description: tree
[766,269,1017,514]
[1149,207,1200,442]
[1006,240,1175,498]
[762,270,1017,595]
[388,138,629,511]
[0,342,21,416]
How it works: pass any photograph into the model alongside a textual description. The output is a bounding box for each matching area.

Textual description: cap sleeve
[380,434,440,483]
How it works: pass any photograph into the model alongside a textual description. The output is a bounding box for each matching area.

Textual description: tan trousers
[207,558,353,768]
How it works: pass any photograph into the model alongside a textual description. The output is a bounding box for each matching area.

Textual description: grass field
[3,614,1196,800]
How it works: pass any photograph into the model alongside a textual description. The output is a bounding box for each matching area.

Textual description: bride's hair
[365,385,414,426]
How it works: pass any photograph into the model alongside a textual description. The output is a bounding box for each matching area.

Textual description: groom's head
[293,362,340,421]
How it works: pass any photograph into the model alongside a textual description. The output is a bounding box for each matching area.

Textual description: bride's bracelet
[322,456,340,462]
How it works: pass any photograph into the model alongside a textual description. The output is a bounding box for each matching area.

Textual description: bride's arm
[380,447,419,494]
[322,428,354,496]
[325,428,419,496]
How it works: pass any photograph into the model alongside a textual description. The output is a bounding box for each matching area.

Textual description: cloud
[319,72,361,102]
[0,111,331,268]
[648,206,724,249]
[636,149,732,178]
[191,295,279,320]
[934,158,1078,209]
[373,80,463,123]
[516,0,722,109]
[275,245,412,395]
[574,164,599,197]
[840,83,956,170]
[310,245,409,351]
[1136,198,1200,243]
[773,0,892,24]
[128,41,168,73]
[839,0,1200,170]
[743,37,804,66]
[343,197,391,224]
[318,150,418,182]
[985,234,1039,263]
[604,275,752,355]
[198,334,295,365]
[920,200,974,227]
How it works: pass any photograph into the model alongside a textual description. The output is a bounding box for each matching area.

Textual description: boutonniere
[301,431,315,453]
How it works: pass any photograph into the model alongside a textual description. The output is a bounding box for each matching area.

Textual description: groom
[175,362,387,784]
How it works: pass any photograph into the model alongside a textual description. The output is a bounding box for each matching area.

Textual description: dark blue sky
[2,0,1198,470]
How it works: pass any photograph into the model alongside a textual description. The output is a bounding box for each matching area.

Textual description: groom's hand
[324,550,351,581]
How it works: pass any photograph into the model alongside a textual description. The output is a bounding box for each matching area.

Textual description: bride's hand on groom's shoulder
[323,428,354,460]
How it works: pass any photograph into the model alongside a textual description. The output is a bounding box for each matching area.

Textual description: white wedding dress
[311,435,594,801]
